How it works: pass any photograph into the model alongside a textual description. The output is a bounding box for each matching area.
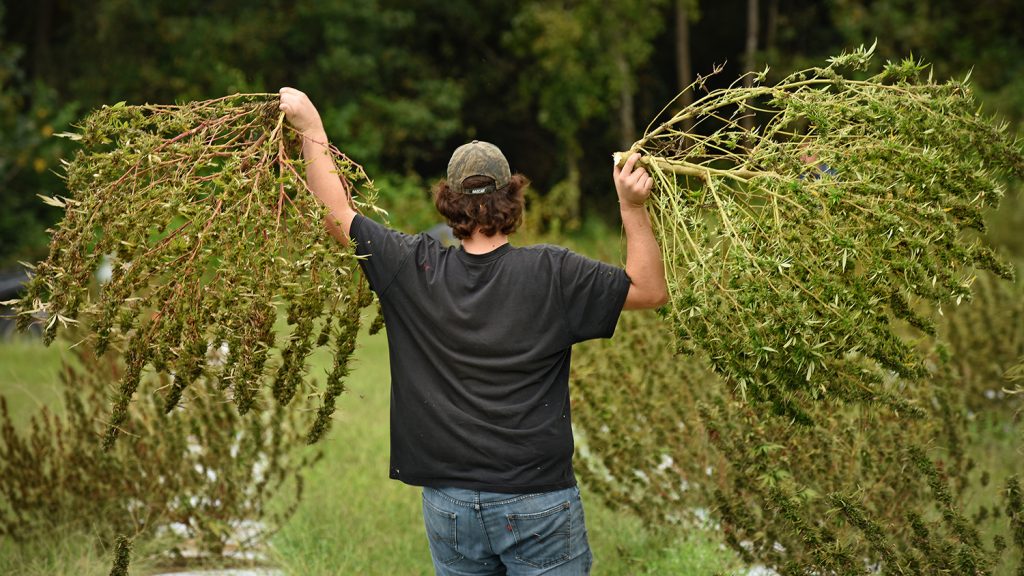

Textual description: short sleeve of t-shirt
[349,214,419,294]
[559,249,631,343]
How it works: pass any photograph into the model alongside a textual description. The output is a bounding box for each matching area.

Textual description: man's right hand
[279,87,325,135]
[614,152,668,310]
[614,152,654,208]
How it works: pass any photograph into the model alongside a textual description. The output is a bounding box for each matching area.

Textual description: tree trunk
[616,51,636,149]
[32,0,54,81]
[766,0,778,54]
[675,0,695,140]
[742,0,760,132]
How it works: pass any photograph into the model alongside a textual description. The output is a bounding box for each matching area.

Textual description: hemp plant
[571,311,1020,573]
[0,341,320,560]
[619,44,1023,422]
[940,270,1024,414]
[9,94,380,448]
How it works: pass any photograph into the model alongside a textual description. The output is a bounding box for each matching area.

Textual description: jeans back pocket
[507,500,572,568]
[423,497,463,565]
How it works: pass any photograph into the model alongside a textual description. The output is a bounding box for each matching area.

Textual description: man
[279,87,667,575]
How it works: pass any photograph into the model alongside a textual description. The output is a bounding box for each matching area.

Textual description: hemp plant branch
[617,45,1023,422]
[10,94,381,448]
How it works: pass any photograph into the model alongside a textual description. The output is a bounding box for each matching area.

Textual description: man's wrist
[619,200,647,212]
[302,126,329,145]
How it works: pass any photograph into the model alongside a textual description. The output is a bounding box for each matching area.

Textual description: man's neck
[461,229,509,255]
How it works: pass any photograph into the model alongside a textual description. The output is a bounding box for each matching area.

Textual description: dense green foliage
[0,5,78,265]
[573,310,1024,573]
[4,1,1023,264]
[572,43,1024,575]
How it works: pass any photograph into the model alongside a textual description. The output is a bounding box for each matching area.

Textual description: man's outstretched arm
[614,152,669,310]
[279,87,356,245]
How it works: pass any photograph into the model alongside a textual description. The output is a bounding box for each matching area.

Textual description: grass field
[0,331,741,575]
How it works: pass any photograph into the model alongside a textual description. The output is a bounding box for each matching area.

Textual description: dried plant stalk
[620,45,1023,421]
[10,94,379,448]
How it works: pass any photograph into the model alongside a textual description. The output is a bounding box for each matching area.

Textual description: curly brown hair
[433,174,529,240]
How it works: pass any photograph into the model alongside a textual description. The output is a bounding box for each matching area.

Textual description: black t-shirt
[350,214,631,493]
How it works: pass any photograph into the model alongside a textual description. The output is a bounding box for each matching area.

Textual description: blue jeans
[421,485,593,575]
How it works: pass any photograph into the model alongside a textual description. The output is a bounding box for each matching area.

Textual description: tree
[0,4,77,267]
[741,0,759,132]
[769,1,1024,127]
[507,0,666,230]
[674,0,700,138]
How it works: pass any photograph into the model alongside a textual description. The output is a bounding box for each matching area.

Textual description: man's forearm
[621,204,669,309]
[302,128,357,244]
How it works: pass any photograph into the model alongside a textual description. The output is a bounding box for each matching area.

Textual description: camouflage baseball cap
[447,140,511,194]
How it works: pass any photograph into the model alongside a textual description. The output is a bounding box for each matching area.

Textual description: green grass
[0,331,741,575]
[0,528,124,576]
[0,337,66,428]
[0,525,169,576]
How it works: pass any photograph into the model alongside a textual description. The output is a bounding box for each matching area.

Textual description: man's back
[351,214,629,492]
